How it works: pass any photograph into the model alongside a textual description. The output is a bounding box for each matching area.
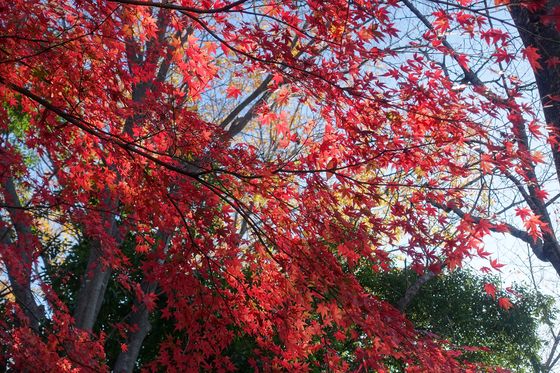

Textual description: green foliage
[4,103,39,168]
[5,103,30,139]
[44,234,227,369]
[358,267,552,371]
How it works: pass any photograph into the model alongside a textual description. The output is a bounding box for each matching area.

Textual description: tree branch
[108,0,250,15]
[397,270,436,312]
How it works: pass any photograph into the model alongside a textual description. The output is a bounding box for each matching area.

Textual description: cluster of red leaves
[0,0,529,371]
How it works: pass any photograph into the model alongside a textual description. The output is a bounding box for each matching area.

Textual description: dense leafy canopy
[1,0,560,371]
[362,268,553,371]
[42,238,550,371]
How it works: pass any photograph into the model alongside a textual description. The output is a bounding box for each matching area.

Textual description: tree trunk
[1,177,45,331]
[509,0,560,274]
[113,231,170,372]
[112,281,157,373]
[397,271,436,312]
[73,241,114,330]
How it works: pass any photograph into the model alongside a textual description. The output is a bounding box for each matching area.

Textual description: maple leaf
[226,85,242,98]
[523,46,542,71]
[534,188,549,200]
[480,266,492,274]
[274,86,291,106]
[476,219,492,235]
[480,154,494,174]
[316,303,330,321]
[524,214,545,240]
[143,292,157,312]
[546,56,560,68]
[483,283,496,299]
[271,73,284,87]
[204,42,218,55]
[490,258,505,271]
[515,207,532,221]
[477,246,492,258]
[334,330,346,342]
[455,53,470,69]
[498,297,513,310]
[480,29,508,44]
[432,10,450,33]
[528,121,543,138]
[493,48,515,63]
[493,223,509,233]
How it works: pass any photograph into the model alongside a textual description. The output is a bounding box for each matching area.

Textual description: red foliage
[0,0,536,371]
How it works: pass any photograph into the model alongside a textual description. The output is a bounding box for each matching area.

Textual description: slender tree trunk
[73,188,122,330]
[73,236,116,330]
[397,271,436,312]
[113,281,157,373]
[72,7,174,333]
[1,177,45,331]
[113,231,170,372]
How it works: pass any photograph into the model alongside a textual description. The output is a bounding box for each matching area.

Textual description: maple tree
[386,1,560,368]
[1,0,559,371]
[391,0,560,300]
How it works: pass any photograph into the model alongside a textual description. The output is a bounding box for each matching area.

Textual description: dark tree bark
[509,1,560,274]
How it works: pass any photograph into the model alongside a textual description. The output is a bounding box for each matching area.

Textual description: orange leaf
[524,214,545,240]
[523,46,542,71]
[484,283,496,299]
[498,297,513,310]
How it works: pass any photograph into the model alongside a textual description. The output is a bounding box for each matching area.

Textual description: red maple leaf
[476,219,492,235]
[483,283,496,299]
[493,48,515,63]
[524,214,545,240]
[546,56,560,68]
[493,223,509,233]
[523,46,542,71]
[490,258,505,271]
[534,188,549,200]
[515,207,532,221]
[226,85,242,98]
[528,121,543,138]
[498,297,513,310]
